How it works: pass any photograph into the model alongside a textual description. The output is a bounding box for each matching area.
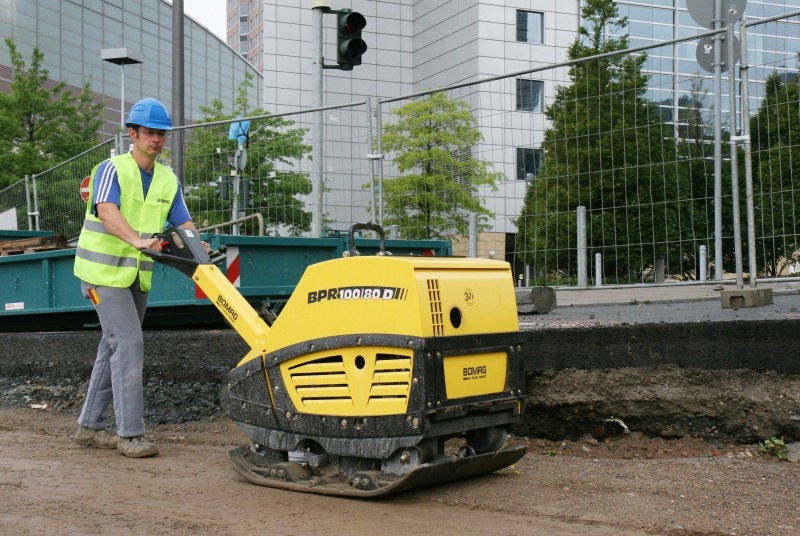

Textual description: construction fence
[2,11,800,288]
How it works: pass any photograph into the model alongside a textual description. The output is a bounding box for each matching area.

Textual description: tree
[183,73,312,236]
[517,0,680,282]
[671,77,719,280]
[749,70,800,276]
[380,91,504,240]
[0,39,102,188]
[59,78,106,153]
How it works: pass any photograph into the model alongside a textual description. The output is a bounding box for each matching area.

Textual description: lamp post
[101,48,144,153]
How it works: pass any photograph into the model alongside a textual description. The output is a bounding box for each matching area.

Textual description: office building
[222,0,799,248]
[0,0,263,139]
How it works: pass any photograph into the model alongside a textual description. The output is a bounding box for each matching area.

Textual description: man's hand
[136,236,163,252]
[177,220,210,253]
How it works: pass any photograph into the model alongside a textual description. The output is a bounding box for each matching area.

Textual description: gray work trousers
[77,278,149,438]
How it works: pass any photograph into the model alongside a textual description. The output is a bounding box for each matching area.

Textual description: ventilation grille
[427,278,444,336]
[284,352,412,415]
[289,355,349,403]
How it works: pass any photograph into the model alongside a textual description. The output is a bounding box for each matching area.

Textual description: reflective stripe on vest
[74,153,178,291]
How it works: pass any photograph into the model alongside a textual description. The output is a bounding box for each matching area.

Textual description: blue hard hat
[125,98,173,130]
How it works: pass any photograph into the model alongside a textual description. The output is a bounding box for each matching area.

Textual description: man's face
[131,127,168,157]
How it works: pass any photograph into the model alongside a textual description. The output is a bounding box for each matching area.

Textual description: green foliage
[670,76,745,279]
[59,79,106,153]
[183,73,312,236]
[756,436,788,461]
[517,0,681,281]
[529,275,578,287]
[0,39,104,189]
[381,92,504,240]
[749,72,800,276]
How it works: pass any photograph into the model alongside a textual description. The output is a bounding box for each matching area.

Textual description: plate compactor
[146,223,527,497]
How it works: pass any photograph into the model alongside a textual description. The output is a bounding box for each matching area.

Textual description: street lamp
[101,48,144,138]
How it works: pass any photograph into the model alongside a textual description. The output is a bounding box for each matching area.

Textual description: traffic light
[239,177,254,207]
[336,9,367,70]
[218,176,230,200]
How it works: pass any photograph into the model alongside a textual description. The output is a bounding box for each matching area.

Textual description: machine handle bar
[347,222,387,257]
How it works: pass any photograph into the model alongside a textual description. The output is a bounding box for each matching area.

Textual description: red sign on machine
[80,176,90,202]
[195,246,241,299]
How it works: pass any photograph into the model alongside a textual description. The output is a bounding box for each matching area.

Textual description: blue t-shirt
[91,159,192,227]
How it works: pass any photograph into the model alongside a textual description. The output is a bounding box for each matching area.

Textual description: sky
[165,1,228,42]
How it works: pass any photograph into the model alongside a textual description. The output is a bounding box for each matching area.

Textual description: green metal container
[0,234,452,332]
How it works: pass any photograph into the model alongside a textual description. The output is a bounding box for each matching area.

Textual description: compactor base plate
[227,445,527,498]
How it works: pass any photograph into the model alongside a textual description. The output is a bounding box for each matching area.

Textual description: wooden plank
[0,234,69,255]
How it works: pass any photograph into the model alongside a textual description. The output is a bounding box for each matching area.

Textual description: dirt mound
[524,365,800,444]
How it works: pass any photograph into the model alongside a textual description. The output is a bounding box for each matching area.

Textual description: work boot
[74,425,119,449]
[117,436,159,458]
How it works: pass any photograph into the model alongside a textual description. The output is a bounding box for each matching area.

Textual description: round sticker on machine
[464,288,475,305]
[80,176,90,202]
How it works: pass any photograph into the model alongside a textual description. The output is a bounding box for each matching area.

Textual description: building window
[517,148,543,181]
[517,10,543,44]
[516,79,543,112]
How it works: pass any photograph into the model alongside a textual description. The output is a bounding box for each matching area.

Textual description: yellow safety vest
[74,153,179,292]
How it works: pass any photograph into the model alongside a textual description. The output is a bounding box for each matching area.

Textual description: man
[73,97,206,458]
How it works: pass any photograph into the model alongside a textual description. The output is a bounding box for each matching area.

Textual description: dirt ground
[1,406,797,536]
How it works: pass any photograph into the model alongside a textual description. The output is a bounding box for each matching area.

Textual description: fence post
[699,245,708,281]
[654,257,665,283]
[595,253,603,287]
[468,213,477,258]
[29,174,41,231]
[739,21,758,288]
[24,175,33,231]
[365,97,377,222]
[577,206,587,287]
[728,23,745,289]
[713,1,723,280]
[375,103,385,227]
[388,225,399,240]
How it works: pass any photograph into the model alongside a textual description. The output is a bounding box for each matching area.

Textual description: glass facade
[0,0,263,137]
[609,0,800,120]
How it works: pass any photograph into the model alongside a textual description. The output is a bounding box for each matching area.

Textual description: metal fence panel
[32,141,117,240]
[4,11,800,290]
[374,12,800,286]
[177,103,374,237]
[744,13,800,279]
[0,178,32,231]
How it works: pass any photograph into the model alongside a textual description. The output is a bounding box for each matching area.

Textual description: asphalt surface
[2,278,799,381]
[521,279,800,329]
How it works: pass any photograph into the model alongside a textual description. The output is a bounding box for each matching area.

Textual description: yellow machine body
[257,256,519,417]
[155,225,527,497]
[267,256,519,345]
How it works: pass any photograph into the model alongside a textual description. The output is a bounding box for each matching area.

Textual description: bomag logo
[216,295,239,322]
[463,365,488,380]
[307,286,408,304]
